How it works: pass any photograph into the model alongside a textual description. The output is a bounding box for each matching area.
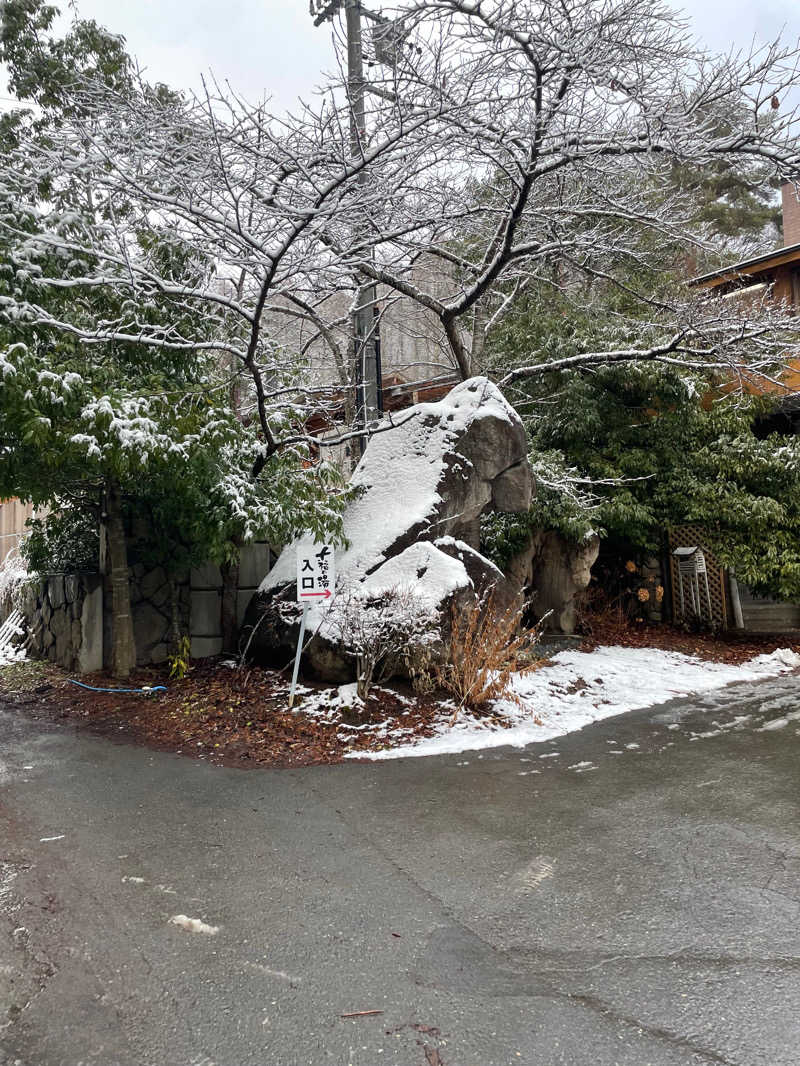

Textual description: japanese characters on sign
[296,542,336,602]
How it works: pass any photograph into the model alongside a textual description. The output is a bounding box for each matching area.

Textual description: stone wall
[19,543,275,672]
[190,542,273,658]
[103,564,191,668]
[21,573,103,673]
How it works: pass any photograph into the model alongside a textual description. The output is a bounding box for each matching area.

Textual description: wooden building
[684,179,800,632]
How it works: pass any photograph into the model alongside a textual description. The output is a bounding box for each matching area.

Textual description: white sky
[3,0,797,113]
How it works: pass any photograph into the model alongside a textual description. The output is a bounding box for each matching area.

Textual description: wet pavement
[1,669,800,1066]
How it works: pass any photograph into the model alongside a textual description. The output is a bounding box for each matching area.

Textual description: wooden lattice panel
[668,526,730,629]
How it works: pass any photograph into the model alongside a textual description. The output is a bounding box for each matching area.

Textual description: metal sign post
[288,603,310,710]
[288,542,336,710]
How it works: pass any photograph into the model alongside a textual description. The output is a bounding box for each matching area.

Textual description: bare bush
[437,592,543,715]
[325,585,440,701]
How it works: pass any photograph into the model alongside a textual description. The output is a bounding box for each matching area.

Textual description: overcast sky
[8,0,795,113]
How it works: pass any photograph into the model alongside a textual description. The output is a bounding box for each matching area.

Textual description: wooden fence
[0,499,33,568]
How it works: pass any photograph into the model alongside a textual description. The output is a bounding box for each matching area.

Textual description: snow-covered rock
[243,377,532,680]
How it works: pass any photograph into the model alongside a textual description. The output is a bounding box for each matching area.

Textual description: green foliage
[0,0,350,594]
[478,130,800,604]
[493,353,800,600]
[481,452,597,570]
[0,0,132,112]
[22,506,99,573]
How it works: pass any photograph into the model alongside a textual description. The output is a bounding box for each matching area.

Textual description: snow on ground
[350,645,800,760]
[0,645,26,667]
[169,915,219,936]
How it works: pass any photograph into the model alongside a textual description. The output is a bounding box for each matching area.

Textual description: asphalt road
[1,670,800,1066]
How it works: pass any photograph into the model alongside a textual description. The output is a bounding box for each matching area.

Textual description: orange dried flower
[625,560,637,573]
[637,587,650,602]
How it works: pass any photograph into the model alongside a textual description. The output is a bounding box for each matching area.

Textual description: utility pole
[311,0,382,452]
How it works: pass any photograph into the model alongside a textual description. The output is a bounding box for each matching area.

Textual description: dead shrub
[437,591,543,715]
[574,583,630,641]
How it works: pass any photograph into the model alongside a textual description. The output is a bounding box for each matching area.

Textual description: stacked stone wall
[103,564,191,667]
[20,574,103,673]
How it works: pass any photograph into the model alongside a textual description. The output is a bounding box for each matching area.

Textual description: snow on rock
[359,541,471,608]
[353,645,800,760]
[244,377,532,681]
[261,377,528,593]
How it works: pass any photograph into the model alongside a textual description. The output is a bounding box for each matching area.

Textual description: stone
[492,461,532,512]
[236,588,253,626]
[191,562,223,589]
[55,620,72,666]
[190,636,223,659]
[28,622,44,655]
[191,589,222,638]
[78,579,103,674]
[64,574,79,604]
[50,606,68,639]
[508,530,600,634]
[238,543,272,589]
[48,575,65,609]
[132,601,169,661]
[150,581,171,610]
[243,378,533,680]
[140,567,168,603]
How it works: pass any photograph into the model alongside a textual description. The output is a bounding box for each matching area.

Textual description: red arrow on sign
[299,589,332,599]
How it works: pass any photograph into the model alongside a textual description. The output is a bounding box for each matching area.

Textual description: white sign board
[296,542,335,603]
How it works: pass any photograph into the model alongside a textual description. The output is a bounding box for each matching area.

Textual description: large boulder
[507,529,600,634]
[243,377,532,680]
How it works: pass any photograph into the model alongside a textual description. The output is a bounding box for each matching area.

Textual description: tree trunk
[105,479,136,679]
[168,576,182,654]
[220,553,241,656]
[470,302,488,370]
[443,315,472,380]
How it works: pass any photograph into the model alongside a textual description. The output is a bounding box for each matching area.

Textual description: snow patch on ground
[0,645,26,667]
[169,915,219,935]
[351,645,800,761]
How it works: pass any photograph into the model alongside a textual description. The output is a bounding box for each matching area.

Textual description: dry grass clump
[437,591,543,715]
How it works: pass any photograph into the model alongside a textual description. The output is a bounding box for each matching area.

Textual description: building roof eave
[689,242,800,288]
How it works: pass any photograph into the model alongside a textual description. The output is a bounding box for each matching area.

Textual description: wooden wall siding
[737,584,800,633]
[0,499,33,567]
[668,526,730,629]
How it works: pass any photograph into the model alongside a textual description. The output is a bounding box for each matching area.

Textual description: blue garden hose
[67,679,167,694]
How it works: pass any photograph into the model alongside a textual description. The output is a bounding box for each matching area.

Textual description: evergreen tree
[0,1,347,673]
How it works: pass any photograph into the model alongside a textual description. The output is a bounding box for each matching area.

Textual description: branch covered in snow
[324,585,440,700]
[327,0,800,383]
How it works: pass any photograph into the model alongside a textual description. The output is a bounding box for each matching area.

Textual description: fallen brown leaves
[2,658,449,769]
[580,618,800,665]
[4,622,795,769]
